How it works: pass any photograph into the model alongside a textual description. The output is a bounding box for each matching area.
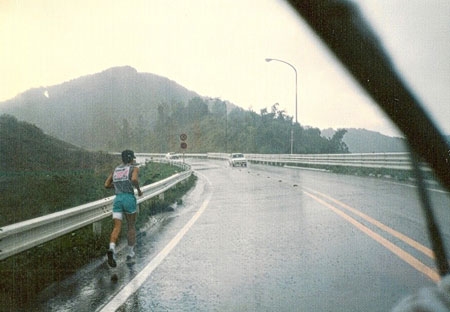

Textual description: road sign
[180,133,187,141]
[180,142,187,149]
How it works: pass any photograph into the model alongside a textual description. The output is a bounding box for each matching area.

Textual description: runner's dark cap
[121,150,136,163]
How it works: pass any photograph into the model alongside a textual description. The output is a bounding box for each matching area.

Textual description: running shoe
[107,249,117,268]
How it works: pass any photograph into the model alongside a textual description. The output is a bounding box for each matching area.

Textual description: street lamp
[224,102,228,153]
[265,58,298,154]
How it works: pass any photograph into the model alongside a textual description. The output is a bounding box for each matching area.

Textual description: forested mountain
[0,66,199,150]
[321,128,407,153]
[0,66,348,154]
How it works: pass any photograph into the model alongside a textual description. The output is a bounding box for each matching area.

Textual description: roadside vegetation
[106,98,349,154]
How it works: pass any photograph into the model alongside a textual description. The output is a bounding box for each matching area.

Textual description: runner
[104,150,143,267]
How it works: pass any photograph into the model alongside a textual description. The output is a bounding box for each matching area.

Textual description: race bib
[113,166,131,182]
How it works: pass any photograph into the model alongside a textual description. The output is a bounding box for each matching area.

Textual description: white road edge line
[99,173,211,312]
[386,181,449,194]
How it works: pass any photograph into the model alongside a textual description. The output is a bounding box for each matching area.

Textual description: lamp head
[265,58,272,62]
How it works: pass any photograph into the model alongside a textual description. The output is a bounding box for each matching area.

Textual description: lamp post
[265,58,298,154]
[224,102,228,153]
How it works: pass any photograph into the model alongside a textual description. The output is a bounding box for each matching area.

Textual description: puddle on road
[191,165,223,171]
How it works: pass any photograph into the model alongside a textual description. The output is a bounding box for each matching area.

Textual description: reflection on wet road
[36,159,450,311]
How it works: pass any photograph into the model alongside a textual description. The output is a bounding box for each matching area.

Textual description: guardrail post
[159,193,165,200]
[93,221,102,237]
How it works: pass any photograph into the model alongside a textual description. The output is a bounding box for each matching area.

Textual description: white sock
[109,242,116,251]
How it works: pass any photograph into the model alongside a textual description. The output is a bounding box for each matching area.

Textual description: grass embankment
[0,161,196,309]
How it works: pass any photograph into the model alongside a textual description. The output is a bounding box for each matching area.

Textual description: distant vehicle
[165,152,178,160]
[229,153,247,167]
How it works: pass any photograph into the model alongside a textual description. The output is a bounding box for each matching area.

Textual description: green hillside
[0,114,118,226]
[0,114,114,172]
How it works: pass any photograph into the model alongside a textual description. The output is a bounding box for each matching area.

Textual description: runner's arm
[131,167,143,196]
[104,173,114,189]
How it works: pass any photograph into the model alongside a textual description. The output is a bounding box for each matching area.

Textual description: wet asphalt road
[35,159,450,311]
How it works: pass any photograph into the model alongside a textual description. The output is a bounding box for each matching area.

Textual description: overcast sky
[0,0,449,137]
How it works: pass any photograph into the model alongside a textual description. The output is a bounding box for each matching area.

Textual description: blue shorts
[113,193,137,220]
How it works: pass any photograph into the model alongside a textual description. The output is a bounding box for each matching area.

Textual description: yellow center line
[303,186,435,260]
[303,190,440,283]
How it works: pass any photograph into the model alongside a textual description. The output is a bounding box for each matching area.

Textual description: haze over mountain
[321,128,408,153]
[3,65,437,154]
[0,66,200,149]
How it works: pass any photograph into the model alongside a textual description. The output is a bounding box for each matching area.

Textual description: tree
[156,104,167,152]
[186,97,209,122]
[119,118,132,149]
[211,98,227,116]
[330,128,349,153]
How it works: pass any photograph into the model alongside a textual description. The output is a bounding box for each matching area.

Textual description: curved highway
[34,159,450,311]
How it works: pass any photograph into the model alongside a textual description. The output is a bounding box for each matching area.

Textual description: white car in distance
[229,153,247,167]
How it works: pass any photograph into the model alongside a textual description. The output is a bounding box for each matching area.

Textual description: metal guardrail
[117,152,425,171]
[0,151,428,260]
[0,163,192,261]
[129,151,425,171]
[246,153,414,170]
[206,152,428,171]
[135,153,208,161]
